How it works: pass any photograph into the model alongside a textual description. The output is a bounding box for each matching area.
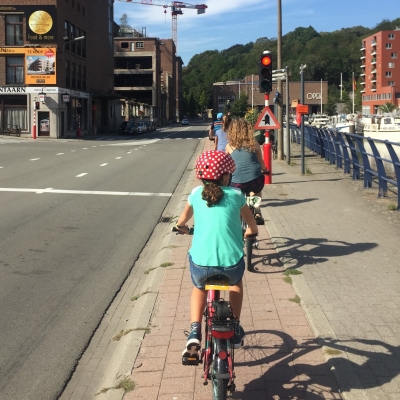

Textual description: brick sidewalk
[123,140,341,400]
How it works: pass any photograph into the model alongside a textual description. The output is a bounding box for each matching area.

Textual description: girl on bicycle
[226,118,269,225]
[214,114,231,152]
[176,150,258,363]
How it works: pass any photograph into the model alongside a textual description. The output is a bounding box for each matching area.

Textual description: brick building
[0,0,116,138]
[360,29,400,115]
[212,77,328,118]
[113,29,183,125]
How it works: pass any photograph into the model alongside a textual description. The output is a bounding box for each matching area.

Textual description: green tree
[198,90,209,113]
[230,93,250,117]
[324,99,337,116]
[379,102,397,113]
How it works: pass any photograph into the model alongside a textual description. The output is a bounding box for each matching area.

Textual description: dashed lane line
[76,173,87,177]
[100,163,108,167]
[30,158,40,161]
[0,188,172,197]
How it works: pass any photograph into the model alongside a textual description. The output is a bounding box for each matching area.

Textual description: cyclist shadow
[232,329,339,398]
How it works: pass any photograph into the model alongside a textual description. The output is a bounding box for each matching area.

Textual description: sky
[114,0,400,66]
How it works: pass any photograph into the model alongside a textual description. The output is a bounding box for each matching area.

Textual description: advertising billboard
[0,5,57,42]
[0,47,56,85]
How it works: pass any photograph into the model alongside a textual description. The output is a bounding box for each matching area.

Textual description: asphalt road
[0,122,207,400]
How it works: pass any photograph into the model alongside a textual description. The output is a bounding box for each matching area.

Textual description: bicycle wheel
[212,377,228,400]
[245,238,253,271]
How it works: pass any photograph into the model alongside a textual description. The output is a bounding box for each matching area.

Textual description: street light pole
[277,0,283,160]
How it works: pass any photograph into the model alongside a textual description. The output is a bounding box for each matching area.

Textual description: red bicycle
[173,227,239,399]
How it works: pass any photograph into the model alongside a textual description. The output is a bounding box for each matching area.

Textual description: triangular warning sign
[253,106,281,130]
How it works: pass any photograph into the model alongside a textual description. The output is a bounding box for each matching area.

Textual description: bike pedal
[182,355,199,366]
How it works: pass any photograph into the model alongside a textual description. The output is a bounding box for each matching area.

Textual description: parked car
[119,121,138,135]
[181,118,189,125]
[137,121,147,134]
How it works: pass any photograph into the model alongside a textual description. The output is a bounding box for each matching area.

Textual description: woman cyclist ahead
[175,150,258,364]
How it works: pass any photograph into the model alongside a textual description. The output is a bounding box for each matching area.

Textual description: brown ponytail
[201,179,224,207]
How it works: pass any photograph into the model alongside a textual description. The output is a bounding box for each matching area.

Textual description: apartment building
[113,28,183,125]
[360,29,400,115]
[212,77,328,118]
[0,0,115,138]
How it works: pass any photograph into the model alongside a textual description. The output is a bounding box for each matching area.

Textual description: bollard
[32,108,36,140]
[263,130,272,184]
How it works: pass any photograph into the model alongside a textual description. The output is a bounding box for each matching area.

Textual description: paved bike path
[122,140,341,400]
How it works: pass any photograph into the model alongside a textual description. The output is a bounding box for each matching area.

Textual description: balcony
[371,68,377,74]
[371,86,377,91]
[360,89,366,93]
[361,81,366,85]
[371,58,377,64]
[371,50,377,56]
[371,40,377,47]
[360,55,366,59]
[371,78,377,83]
[360,64,366,68]
[360,72,365,76]
[360,44,366,51]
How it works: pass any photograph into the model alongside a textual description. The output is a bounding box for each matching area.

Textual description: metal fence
[290,124,400,210]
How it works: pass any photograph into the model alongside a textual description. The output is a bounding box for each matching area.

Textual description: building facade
[0,0,115,138]
[212,77,328,118]
[113,29,183,126]
[360,29,400,115]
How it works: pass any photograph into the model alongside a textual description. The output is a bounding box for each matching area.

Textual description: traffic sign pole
[263,94,272,184]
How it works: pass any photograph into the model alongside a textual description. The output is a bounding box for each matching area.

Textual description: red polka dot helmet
[195,150,236,181]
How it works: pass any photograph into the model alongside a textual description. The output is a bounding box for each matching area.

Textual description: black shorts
[231,174,264,194]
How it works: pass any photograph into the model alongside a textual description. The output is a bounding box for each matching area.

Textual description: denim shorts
[188,254,245,289]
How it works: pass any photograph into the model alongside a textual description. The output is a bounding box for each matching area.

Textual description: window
[389,33,395,39]
[386,43,392,49]
[218,97,226,105]
[71,63,76,88]
[6,57,24,84]
[82,67,86,91]
[76,27,81,57]
[81,31,86,58]
[386,72,392,77]
[77,65,81,89]
[77,3,80,11]
[389,62,395,68]
[83,7,85,15]
[391,52,397,59]
[136,42,144,49]
[388,81,394,86]
[65,61,70,87]
[6,15,23,46]
[0,96,27,131]
[121,42,129,49]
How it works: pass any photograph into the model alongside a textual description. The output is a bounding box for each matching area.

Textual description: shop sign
[306,93,323,100]
[0,86,26,93]
[63,95,70,102]
[0,47,57,85]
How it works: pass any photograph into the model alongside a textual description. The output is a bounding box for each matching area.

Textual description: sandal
[255,213,264,225]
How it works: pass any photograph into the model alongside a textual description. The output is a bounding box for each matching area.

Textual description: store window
[0,96,27,130]
[6,57,24,84]
[6,15,23,46]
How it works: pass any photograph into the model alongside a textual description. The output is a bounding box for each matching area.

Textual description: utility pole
[277,0,283,160]
[300,64,307,175]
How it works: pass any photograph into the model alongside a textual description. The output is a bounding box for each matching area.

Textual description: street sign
[254,106,281,130]
[297,104,309,114]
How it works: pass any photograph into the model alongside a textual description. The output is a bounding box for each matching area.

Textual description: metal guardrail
[289,124,400,210]
[0,125,21,137]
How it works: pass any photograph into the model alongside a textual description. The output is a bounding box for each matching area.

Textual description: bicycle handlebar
[172,226,194,235]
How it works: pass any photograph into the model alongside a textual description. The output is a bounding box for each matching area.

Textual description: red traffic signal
[35,101,40,110]
[259,52,273,93]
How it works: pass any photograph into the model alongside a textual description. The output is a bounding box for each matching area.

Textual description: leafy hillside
[182,18,400,114]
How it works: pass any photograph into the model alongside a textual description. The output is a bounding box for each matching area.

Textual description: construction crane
[115,1,207,52]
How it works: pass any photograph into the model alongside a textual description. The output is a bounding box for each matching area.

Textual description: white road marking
[71,150,76,152]
[30,158,40,161]
[100,163,108,166]
[92,146,97,147]
[57,153,64,155]
[101,139,160,146]
[116,157,122,159]
[76,173,87,177]
[36,187,53,194]
[0,166,4,169]
[0,187,172,197]
[82,148,88,150]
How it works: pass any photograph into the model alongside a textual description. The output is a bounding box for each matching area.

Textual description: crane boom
[115,0,207,51]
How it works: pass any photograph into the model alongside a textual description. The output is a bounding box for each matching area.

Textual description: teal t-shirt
[188,185,246,267]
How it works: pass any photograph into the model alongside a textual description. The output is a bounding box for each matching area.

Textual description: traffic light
[258,51,273,93]
[35,101,40,110]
